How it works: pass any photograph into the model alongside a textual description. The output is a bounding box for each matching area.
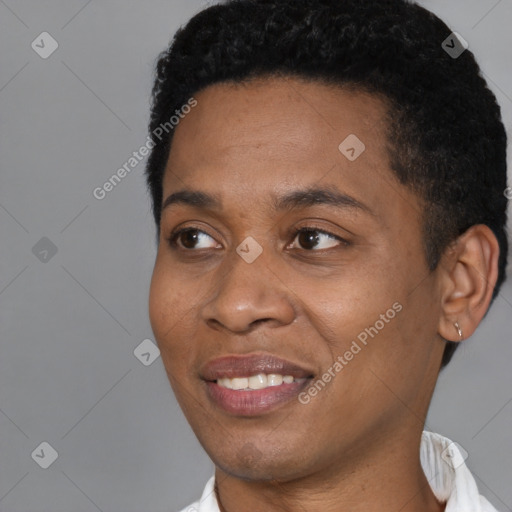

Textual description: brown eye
[290,228,344,251]
[180,229,201,249]
[170,228,219,250]
[298,230,320,250]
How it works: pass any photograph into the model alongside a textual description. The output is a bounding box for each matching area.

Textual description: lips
[201,353,314,381]
[200,353,314,416]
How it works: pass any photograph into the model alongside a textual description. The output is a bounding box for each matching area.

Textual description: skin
[148,76,499,512]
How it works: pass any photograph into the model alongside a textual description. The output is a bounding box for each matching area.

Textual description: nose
[201,249,296,333]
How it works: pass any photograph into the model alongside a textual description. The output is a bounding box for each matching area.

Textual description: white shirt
[179,431,499,512]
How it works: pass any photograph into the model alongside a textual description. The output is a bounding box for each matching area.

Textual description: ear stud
[454,321,463,340]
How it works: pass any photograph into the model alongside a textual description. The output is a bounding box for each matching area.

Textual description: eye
[289,228,346,251]
[168,228,220,250]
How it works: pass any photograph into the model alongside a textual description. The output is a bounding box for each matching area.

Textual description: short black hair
[144,0,509,368]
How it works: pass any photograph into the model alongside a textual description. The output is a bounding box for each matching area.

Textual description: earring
[454,321,463,340]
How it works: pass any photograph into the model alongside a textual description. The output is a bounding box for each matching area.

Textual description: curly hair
[144,0,509,368]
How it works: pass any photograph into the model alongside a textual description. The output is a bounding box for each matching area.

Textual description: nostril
[249,318,273,328]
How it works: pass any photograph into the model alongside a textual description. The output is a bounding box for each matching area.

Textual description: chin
[209,440,313,483]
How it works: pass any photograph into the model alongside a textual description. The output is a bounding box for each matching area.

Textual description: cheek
[300,265,417,386]
[301,267,396,335]
[148,260,192,360]
[149,262,171,338]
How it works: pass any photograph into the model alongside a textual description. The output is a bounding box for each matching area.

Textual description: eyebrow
[271,186,375,216]
[162,190,221,211]
[161,186,374,216]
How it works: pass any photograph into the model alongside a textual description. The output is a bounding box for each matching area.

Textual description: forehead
[163,77,392,194]
[170,78,386,168]
[163,77,403,220]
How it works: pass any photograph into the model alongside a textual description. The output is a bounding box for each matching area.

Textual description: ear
[437,224,500,342]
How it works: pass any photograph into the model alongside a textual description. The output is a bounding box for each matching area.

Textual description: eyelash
[166,225,350,251]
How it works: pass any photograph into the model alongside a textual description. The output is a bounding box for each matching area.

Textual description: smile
[201,353,313,415]
[216,373,295,390]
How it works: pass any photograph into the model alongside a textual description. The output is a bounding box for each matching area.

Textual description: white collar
[420,431,497,511]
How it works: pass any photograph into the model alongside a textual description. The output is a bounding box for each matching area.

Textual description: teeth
[217,373,295,390]
[267,374,283,386]
[248,374,267,389]
[232,377,248,390]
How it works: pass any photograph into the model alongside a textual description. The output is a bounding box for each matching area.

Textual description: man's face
[149,77,446,481]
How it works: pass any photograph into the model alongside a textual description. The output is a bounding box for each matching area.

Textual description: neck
[214,427,446,512]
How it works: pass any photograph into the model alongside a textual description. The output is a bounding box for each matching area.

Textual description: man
[144,0,509,510]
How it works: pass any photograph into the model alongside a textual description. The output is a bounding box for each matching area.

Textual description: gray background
[0,0,511,511]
